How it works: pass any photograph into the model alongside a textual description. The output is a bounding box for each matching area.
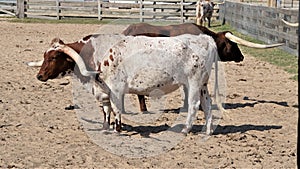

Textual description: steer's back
[90,34,217,95]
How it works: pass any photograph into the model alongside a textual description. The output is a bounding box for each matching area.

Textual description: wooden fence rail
[0,1,17,16]
[14,0,210,22]
[219,1,298,56]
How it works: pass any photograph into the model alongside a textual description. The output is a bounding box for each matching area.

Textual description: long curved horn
[27,59,44,67]
[216,1,225,5]
[58,44,99,76]
[281,19,298,27]
[225,33,284,48]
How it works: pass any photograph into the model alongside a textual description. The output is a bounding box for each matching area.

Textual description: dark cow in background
[123,22,283,111]
[196,0,215,27]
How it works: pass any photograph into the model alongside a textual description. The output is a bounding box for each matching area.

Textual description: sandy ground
[0,18,298,168]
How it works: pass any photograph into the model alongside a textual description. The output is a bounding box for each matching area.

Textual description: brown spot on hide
[104,60,109,66]
[109,48,113,53]
[201,90,203,96]
[109,55,114,61]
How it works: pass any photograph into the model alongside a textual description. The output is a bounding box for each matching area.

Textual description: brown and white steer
[36,34,220,134]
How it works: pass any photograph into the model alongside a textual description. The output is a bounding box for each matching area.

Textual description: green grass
[8,17,184,25]
[9,17,112,24]
[210,22,298,81]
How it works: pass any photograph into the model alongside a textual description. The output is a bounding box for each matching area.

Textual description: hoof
[102,122,110,130]
[114,123,122,133]
[205,128,213,135]
[181,126,191,134]
[113,129,121,134]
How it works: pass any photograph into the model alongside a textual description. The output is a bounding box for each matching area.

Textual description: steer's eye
[47,57,57,62]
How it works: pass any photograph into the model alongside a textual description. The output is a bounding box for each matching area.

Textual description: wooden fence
[0,1,16,16]
[15,0,210,22]
[219,1,299,55]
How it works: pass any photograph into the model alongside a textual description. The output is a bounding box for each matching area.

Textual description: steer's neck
[199,27,217,39]
[67,42,85,54]
[65,38,96,85]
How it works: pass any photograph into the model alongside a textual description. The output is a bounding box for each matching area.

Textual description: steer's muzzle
[36,74,47,82]
[236,55,244,62]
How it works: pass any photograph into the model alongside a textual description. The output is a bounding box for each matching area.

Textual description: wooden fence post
[180,0,184,23]
[98,0,102,20]
[267,0,276,7]
[139,0,144,22]
[16,0,25,18]
[56,0,60,20]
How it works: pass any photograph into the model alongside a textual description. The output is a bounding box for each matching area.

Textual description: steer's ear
[50,38,65,46]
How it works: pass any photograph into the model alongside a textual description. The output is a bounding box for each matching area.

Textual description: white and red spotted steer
[36,34,219,135]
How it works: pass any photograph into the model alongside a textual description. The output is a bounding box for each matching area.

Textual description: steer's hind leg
[181,85,200,134]
[200,85,213,135]
[182,86,189,111]
[137,95,147,112]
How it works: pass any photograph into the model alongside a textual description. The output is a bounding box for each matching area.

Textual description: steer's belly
[127,69,181,96]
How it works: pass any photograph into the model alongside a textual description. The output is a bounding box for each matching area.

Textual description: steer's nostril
[37,74,43,80]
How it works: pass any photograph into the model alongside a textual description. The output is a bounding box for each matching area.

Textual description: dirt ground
[0,18,298,168]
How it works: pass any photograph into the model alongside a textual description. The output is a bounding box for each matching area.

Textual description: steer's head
[214,31,283,62]
[215,31,244,62]
[37,37,99,82]
[193,24,283,63]
[37,38,75,82]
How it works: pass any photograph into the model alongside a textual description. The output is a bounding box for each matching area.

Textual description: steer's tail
[213,51,227,115]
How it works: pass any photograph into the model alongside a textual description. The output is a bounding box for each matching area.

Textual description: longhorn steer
[36,34,219,134]
[122,22,284,111]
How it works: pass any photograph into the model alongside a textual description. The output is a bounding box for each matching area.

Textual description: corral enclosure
[0,19,298,168]
[11,0,205,22]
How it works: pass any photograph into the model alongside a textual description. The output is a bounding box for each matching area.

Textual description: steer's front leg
[110,92,125,132]
[101,100,111,130]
